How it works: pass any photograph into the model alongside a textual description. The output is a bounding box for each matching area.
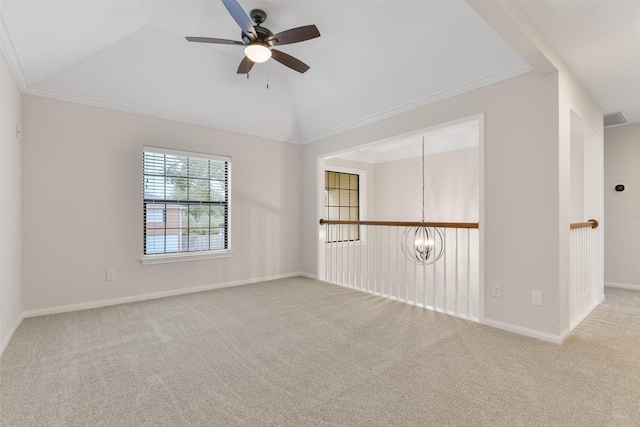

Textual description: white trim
[142,147,232,263]
[605,282,640,291]
[483,318,569,344]
[299,272,318,280]
[321,115,484,160]
[0,14,530,148]
[319,164,369,278]
[323,164,367,236]
[317,114,483,316]
[323,165,366,176]
[23,85,305,145]
[570,297,603,331]
[478,113,486,324]
[140,250,232,265]
[0,314,24,359]
[23,273,306,318]
[317,156,327,280]
[143,146,230,163]
[302,62,531,144]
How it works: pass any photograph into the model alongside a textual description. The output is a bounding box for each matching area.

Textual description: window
[325,170,359,242]
[142,146,230,261]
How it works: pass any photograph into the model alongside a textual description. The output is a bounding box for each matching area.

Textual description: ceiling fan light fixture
[185,0,320,73]
[244,43,271,63]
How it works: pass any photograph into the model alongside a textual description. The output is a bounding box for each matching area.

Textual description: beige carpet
[1,277,639,426]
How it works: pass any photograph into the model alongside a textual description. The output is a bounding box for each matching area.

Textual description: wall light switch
[532,290,543,306]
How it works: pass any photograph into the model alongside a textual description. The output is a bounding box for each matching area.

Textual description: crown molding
[301,61,531,144]
[22,85,306,144]
[9,59,529,148]
[2,8,529,147]
[0,13,305,145]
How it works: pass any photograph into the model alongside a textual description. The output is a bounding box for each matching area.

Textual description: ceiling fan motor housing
[242,26,274,45]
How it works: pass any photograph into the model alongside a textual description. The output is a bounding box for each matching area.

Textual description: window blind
[143,146,231,255]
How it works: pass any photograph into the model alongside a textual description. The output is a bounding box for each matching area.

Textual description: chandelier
[401,137,444,265]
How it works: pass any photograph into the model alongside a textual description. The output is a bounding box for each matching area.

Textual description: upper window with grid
[325,170,359,242]
[143,146,230,257]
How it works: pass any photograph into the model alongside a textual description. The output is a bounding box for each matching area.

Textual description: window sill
[140,250,232,265]
[326,240,365,247]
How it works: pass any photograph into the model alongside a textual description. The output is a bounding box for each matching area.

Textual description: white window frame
[140,146,232,265]
[323,164,367,247]
[317,160,368,281]
[324,168,362,243]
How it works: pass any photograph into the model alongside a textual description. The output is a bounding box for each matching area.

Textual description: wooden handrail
[570,219,599,230]
[320,218,597,230]
[319,219,479,229]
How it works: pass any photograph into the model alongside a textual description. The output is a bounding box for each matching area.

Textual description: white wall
[557,73,604,333]
[0,54,23,353]
[21,95,303,312]
[465,0,604,339]
[303,71,565,338]
[374,147,479,222]
[324,147,479,224]
[603,123,640,289]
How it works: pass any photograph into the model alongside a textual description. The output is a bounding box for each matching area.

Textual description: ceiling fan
[186,0,320,74]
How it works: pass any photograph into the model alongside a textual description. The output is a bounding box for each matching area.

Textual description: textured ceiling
[1,1,637,145]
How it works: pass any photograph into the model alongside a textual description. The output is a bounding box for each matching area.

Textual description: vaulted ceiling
[1,1,637,144]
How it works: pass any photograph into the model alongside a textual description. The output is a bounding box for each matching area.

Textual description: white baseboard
[0,314,24,359]
[605,281,640,291]
[23,272,306,319]
[299,272,318,280]
[483,318,568,344]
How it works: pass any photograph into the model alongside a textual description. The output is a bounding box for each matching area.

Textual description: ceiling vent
[604,112,627,127]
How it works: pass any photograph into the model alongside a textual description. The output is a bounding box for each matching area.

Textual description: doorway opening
[317,115,483,321]
[568,109,604,330]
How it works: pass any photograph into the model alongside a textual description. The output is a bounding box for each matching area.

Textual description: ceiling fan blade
[186,36,244,46]
[271,25,320,46]
[222,0,257,40]
[271,49,310,74]
[237,56,255,74]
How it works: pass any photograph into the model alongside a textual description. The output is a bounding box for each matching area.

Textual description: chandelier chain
[422,136,425,222]
[401,134,444,265]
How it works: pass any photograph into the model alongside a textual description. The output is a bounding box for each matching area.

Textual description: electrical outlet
[491,283,502,298]
[287,252,292,261]
[106,269,116,281]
